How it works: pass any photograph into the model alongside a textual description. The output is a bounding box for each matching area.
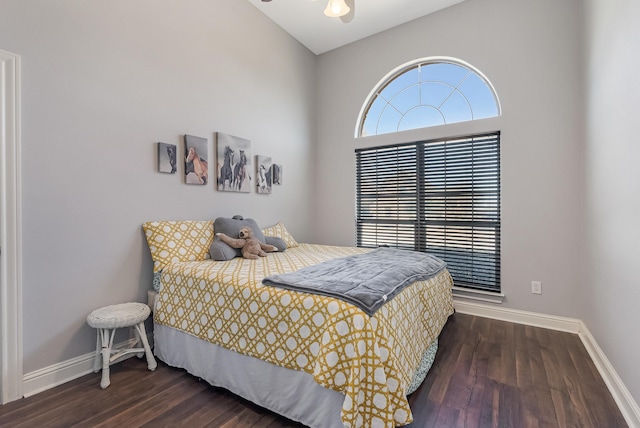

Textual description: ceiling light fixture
[324,0,350,18]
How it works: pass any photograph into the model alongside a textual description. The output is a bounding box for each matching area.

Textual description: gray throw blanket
[262,247,447,316]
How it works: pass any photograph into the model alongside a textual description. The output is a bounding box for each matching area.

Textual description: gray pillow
[210,215,269,260]
[265,236,287,252]
[209,240,238,261]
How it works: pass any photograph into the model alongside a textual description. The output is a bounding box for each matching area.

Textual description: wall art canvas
[272,164,282,185]
[216,132,252,192]
[184,134,209,185]
[157,142,177,174]
[256,155,272,194]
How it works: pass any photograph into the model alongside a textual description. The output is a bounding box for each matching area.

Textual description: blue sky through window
[359,60,499,137]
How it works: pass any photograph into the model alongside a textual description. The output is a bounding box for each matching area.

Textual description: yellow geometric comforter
[154,243,454,427]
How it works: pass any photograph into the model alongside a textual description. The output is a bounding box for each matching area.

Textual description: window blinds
[356,132,501,293]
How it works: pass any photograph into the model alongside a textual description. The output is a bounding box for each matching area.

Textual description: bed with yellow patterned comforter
[153,242,454,427]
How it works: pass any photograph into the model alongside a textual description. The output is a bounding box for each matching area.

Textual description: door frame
[0,48,23,404]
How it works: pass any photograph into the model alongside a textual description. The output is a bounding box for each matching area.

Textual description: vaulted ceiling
[246,0,467,55]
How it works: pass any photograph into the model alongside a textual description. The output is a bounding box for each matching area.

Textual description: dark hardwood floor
[0,313,627,427]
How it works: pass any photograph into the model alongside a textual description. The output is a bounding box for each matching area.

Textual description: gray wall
[2,0,638,406]
[314,0,640,405]
[584,0,640,403]
[314,0,586,318]
[0,0,316,373]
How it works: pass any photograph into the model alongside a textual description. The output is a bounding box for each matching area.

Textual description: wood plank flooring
[0,313,627,427]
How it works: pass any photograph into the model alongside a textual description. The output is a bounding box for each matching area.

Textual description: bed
[143,220,454,428]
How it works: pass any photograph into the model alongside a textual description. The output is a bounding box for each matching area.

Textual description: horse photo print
[157,142,177,174]
[216,132,252,193]
[184,135,209,185]
[256,155,272,194]
[273,164,282,185]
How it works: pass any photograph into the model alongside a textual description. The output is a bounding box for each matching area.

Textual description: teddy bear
[216,226,278,260]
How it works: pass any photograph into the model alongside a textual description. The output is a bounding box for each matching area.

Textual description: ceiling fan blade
[340,0,355,23]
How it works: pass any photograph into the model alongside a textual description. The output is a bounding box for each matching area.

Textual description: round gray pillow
[210,215,274,260]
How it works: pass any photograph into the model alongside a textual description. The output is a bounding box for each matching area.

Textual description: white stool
[87,302,157,389]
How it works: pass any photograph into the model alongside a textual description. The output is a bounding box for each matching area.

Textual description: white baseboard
[22,333,154,398]
[454,298,640,428]
[23,353,95,398]
[579,322,640,428]
[454,299,582,333]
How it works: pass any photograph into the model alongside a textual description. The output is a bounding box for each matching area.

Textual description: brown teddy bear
[216,226,278,260]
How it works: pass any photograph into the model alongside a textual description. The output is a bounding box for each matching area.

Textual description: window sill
[452,286,505,304]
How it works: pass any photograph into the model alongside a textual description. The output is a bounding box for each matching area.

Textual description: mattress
[153,243,454,427]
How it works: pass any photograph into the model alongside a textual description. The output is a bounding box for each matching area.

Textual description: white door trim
[0,48,23,404]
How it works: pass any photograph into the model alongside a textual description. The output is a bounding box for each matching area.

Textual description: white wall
[584,0,640,404]
[0,0,316,373]
[314,0,586,318]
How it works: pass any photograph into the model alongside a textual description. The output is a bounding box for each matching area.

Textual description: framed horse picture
[215,132,252,193]
[273,164,282,185]
[157,142,177,174]
[256,155,272,194]
[184,135,209,185]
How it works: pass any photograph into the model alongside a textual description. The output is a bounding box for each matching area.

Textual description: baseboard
[579,322,640,428]
[22,333,154,398]
[22,353,95,398]
[453,298,640,428]
[453,299,582,333]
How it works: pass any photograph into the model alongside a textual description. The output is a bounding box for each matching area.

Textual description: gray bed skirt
[154,324,437,427]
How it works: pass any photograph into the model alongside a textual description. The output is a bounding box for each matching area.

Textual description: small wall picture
[184,135,209,185]
[273,164,282,185]
[157,142,177,174]
[216,132,252,192]
[256,155,272,194]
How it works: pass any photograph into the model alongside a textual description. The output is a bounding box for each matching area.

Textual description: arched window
[357,57,500,137]
[355,58,502,294]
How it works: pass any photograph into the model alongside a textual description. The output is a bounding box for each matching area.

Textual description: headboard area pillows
[143,220,215,291]
[210,216,287,261]
[262,222,299,248]
[143,220,215,272]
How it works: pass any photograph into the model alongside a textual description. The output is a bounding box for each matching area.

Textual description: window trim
[355,56,502,138]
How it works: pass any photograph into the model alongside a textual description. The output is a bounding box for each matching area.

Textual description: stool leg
[99,328,113,389]
[93,329,101,373]
[132,325,144,358]
[134,322,157,371]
